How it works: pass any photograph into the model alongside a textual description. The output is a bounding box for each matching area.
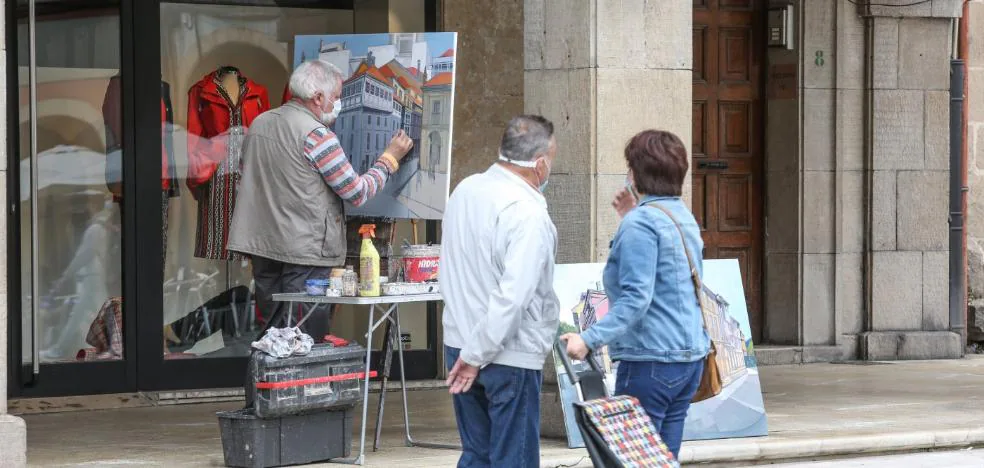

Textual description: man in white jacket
[440,115,561,468]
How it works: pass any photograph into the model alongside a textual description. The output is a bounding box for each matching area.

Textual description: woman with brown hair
[562,129,709,458]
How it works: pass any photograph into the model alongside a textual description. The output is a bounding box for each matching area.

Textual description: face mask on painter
[322,100,342,125]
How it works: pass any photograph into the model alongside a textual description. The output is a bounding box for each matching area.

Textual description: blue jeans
[445,346,542,468]
[614,359,704,459]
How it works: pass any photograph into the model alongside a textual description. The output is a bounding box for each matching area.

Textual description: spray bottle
[358,224,381,297]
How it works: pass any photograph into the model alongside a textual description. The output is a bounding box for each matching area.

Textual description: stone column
[770,0,868,361]
[0,0,28,463]
[861,0,964,359]
[964,0,984,342]
[524,0,692,437]
[525,0,692,264]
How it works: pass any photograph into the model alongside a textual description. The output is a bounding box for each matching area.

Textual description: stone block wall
[442,0,524,189]
[868,15,953,336]
[766,0,961,359]
[525,0,691,264]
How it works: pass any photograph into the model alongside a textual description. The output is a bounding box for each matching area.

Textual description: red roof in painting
[346,62,389,85]
[396,76,422,95]
[408,67,418,75]
[379,65,397,80]
[424,72,453,87]
[440,48,455,58]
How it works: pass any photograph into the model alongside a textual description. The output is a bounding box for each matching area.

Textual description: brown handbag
[646,203,723,403]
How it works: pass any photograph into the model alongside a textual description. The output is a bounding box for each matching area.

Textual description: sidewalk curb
[537,428,984,467]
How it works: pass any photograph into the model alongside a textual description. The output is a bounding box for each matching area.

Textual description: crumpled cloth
[251,327,314,358]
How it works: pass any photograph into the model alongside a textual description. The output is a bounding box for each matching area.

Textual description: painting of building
[700,287,748,387]
[334,58,401,178]
[431,48,454,75]
[293,33,457,219]
[421,71,452,178]
[317,41,352,76]
[551,261,768,449]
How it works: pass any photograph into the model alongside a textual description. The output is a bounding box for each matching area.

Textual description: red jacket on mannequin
[186,68,270,193]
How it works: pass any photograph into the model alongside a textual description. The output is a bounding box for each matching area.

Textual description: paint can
[402,244,441,283]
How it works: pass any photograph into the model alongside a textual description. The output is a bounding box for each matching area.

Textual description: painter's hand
[386,130,414,160]
[612,187,637,219]
[446,357,479,394]
[560,333,590,360]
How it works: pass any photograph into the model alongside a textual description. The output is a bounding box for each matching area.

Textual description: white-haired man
[228,59,412,334]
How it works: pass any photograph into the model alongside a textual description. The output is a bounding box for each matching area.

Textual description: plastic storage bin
[217,408,353,468]
[246,343,367,419]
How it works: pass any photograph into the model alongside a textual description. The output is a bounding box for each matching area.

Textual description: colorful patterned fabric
[580,395,678,468]
[303,127,397,208]
[77,296,124,361]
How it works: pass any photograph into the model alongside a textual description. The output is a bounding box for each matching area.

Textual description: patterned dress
[193,75,251,260]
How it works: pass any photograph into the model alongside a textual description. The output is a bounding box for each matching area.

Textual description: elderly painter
[228,59,413,336]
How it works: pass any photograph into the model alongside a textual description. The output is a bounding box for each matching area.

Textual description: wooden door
[692,0,765,341]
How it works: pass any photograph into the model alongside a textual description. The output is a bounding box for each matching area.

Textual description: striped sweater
[303,127,399,207]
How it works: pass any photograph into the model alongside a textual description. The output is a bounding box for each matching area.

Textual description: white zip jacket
[440,163,560,370]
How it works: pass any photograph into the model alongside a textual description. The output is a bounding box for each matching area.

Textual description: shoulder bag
[645,202,722,403]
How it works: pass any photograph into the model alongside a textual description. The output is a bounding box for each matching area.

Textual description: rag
[251,327,314,358]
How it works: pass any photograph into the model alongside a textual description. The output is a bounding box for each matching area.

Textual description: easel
[372,219,418,450]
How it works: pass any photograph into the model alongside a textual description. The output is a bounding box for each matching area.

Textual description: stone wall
[764,0,962,360]
[442,0,524,190]
[525,0,691,264]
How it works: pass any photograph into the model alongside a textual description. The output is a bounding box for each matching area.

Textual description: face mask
[321,99,341,125]
[498,153,550,193]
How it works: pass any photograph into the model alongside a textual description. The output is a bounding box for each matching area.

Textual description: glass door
[9,0,134,396]
[137,0,442,390]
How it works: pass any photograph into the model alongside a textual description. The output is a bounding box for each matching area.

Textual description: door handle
[697,160,729,170]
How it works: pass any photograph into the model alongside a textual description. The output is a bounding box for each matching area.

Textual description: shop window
[158,2,354,360]
[18,8,126,363]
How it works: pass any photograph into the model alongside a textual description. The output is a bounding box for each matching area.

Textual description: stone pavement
[18,356,984,467]
[749,449,984,467]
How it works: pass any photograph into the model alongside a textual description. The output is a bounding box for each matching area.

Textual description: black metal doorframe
[7,0,442,398]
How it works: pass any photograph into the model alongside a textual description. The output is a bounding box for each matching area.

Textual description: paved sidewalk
[19,356,984,467]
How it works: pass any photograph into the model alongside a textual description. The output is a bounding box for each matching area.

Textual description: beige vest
[227,101,347,266]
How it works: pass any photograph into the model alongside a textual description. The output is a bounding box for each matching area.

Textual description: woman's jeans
[614,359,704,459]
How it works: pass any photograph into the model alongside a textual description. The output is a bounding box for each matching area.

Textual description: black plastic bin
[217,407,353,468]
[246,343,367,419]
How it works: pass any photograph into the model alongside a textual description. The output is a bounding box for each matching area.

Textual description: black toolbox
[217,408,353,468]
[246,342,367,419]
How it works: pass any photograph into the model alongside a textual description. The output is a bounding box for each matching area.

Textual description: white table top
[271,292,443,305]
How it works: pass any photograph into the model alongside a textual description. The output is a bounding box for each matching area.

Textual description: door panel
[693,0,764,341]
[10,0,133,397]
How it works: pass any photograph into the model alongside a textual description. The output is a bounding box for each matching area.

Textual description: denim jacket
[580,195,710,363]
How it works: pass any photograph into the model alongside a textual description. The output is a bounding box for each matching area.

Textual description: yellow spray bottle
[358,224,380,297]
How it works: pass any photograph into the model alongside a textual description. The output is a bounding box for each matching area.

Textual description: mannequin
[186,66,270,260]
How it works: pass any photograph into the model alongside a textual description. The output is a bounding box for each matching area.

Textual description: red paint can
[403,245,441,283]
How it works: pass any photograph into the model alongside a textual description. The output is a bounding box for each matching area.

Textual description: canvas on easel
[552,260,768,449]
[291,33,457,220]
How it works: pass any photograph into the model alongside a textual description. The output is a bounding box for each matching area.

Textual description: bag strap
[643,202,708,328]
